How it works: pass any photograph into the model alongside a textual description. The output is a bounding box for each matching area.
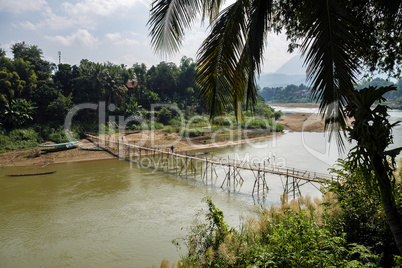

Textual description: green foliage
[1,98,36,128]
[46,92,74,121]
[174,197,232,265]
[259,84,312,103]
[11,42,54,82]
[245,117,269,129]
[273,111,283,120]
[148,122,164,130]
[180,128,204,138]
[251,100,275,118]
[0,56,37,107]
[35,124,81,143]
[356,78,402,107]
[0,128,41,153]
[125,95,140,117]
[163,126,173,134]
[346,86,401,196]
[175,197,381,267]
[168,118,182,128]
[243,117,284,132]
[158,106,173,125]
[53,63,77,96]
[329,159,401,266]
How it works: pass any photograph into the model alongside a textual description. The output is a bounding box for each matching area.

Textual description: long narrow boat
[7,171,57,177]
[39,141,79,152]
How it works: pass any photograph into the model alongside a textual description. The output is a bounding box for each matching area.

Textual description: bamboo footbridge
[86,134,340,200]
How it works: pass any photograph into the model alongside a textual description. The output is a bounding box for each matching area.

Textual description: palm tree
[148,0,402,253]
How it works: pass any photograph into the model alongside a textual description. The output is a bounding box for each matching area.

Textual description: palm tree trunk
[372,153,402,254]
[381,195,402,254]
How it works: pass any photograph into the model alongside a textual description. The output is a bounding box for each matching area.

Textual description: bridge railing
[86,134,340,183]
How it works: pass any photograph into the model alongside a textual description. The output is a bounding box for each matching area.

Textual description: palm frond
[244,0,273,111]
[247,0,272,74]
[301,0,360,149]
[196,0,248,120]
[148,0,201,57]
[200,0,225,24]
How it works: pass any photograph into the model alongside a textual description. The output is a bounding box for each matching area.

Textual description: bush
[245,117,268,129]
[243,117,284,132]
[158,106,173,125]
[46,92,74,122]
[148,122,164,130]
[174,197,381,267]
[1,98,36,128]
[328,159,402,266]
[180,128,203,137]
[35,124,81,143]
[168,118,182,127]
[163,126,173,134]
[0,128,42,153]
[270,121,284,132]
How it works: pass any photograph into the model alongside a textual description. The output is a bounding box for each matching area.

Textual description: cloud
[105,32,140,46]
[105,32,122,42]
[19,21,37,30]
[31,6,86,31]
[0,0,47,13]
[62,0,148,17]
[45,29,99,48]
[179,28,207,60]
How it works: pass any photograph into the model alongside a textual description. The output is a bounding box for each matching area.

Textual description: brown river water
[1,108,400,267]
[0,158,259,267]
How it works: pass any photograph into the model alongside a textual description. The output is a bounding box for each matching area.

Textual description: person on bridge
[171,145,174,153]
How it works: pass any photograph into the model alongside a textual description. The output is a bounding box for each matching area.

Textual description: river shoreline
[0,112,324,167]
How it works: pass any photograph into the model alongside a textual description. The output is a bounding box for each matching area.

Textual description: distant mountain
[257,73,306,88]
[257,55,307,88]
[275,55,306,75]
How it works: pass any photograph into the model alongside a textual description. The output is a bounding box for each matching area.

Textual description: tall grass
[0,124,82,153]
[0,128,42,153]
[173,196,382,267]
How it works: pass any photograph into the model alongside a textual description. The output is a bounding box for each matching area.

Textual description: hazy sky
[0,0,297,73]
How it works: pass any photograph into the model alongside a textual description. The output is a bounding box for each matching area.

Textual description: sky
[0,0,298,74]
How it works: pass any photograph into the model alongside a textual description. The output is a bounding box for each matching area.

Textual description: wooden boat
[79,147,105,151]
[39,141,79,152]
[7,171,57,177]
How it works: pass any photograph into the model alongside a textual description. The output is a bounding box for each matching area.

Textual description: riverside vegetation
[259,78,402,108]
[0,42,283,154]
[164,161,402,267]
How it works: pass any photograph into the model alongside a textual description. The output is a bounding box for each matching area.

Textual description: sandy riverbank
[271,103,320,108]
[0,112,324,167]
[279,112,325,132]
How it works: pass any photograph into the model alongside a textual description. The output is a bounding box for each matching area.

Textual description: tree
[346,86,402,252]
[78,60,129,108]
[0,56,37,108]
[148,0,402,253]
[46,92,74,122]
[146,61,178,101]
[53,63,76,96]
[11,42,54,82]
[1,98,36,128]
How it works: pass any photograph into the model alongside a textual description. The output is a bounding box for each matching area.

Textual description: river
[1,107,401,267]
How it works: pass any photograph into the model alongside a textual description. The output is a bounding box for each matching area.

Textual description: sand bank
[0,113,321,167]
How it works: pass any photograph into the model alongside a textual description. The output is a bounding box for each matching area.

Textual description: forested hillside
[259,78,402,106]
